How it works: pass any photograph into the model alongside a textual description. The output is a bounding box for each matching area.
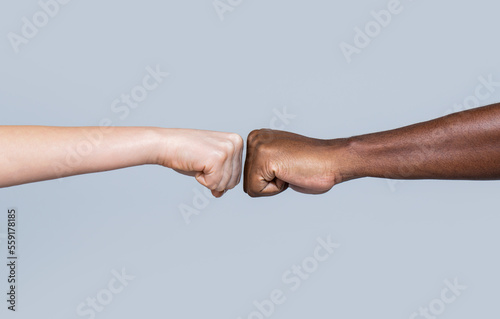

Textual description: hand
[157,129,244,197]
[243,129,349,197]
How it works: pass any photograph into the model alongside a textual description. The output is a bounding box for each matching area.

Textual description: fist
[243,129,347,197]
[159,129,244,197]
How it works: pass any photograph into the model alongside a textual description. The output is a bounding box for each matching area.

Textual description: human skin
[243,103,500,197]
[0,126,243,197]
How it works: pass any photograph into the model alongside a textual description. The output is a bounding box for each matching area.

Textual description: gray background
[1,0,499,318]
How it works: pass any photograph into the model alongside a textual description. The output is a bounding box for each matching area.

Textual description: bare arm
[0,126,243,197]
[344,103,500,181]
[243,103,500,197]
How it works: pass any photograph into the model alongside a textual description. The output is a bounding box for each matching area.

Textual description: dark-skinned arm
[243,103,500,197]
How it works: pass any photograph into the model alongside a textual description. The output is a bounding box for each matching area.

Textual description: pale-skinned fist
[157,129,244,197]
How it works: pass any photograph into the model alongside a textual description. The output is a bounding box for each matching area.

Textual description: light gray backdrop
[0,0,499,318]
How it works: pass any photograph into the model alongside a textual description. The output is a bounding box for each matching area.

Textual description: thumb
[259,177,289,196]
[246,171,289,197]
[195,171,227,198]
[195,172,213,190]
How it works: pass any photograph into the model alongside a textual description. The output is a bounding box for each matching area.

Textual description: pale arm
[0,126,243,197]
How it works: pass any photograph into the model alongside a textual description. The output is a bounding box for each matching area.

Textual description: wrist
[147,127,175,166]
[324,137,365,185]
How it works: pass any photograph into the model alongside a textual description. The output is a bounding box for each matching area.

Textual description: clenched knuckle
[211,149,228,162]
[231,134,244,150]
[223,139,235,153]
[247,129,263,145]
[228,133,242,144]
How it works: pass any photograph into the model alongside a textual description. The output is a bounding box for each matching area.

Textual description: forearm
[0,126,163,187]
[339,103,500,181]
